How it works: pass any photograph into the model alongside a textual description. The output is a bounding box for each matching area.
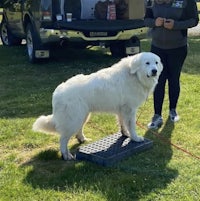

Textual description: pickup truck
[0,0,148,63]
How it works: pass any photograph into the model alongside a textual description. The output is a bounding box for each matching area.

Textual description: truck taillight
[42,11,52,21]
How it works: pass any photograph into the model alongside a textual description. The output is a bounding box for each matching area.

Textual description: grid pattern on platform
[76,133,153,166]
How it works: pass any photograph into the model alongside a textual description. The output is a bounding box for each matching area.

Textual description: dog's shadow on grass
[22,117,178,201]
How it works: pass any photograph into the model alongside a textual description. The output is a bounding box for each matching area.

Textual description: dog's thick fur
[33,52,163,160]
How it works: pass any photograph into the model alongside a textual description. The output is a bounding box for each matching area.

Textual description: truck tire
[25,23,41,63]
[0,19,22,46]
[110,41,126,58]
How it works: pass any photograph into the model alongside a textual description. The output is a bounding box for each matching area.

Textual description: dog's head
[128,52,163,89]
[129,52,163,78]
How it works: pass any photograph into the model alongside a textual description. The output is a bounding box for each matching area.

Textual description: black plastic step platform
[76,132,153,167]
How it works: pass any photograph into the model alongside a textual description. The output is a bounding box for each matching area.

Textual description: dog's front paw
[62,152,75,161]
[121,130,130,137]
[131,135,144,142]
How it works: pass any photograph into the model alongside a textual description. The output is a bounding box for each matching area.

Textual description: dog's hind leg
[60,134,74,160]
[76,113,91,143]
[76,129,86,143]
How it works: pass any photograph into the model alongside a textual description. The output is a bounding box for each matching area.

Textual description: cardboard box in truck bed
[119,0,145,19]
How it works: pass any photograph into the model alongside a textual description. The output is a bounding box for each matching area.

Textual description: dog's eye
[146,62,150,65]
[156,61,158,64]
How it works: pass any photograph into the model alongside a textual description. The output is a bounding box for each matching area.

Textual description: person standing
[144,0,199,129]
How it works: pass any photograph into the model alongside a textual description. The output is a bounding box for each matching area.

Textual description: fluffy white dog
[33,52,163,160]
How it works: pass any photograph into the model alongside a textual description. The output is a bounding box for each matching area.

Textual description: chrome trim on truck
[39,27,148,43]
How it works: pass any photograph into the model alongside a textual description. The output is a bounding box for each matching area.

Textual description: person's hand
[155,17,164,27]
[164,19,174,29]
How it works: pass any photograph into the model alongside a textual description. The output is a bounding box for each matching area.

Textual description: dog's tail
[32,115,57,134]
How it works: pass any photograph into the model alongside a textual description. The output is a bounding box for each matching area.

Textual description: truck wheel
[26,23,50,63]
[110,41,126,58]
[25,23,40,63]
[0,19,22,46]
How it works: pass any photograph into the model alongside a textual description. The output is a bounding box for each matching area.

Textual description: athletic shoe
[169,109,180,122]
[147,114,163,129]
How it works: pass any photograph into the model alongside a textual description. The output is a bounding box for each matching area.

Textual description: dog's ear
[129,54,141,74]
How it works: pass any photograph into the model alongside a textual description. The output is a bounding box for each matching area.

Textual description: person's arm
[173,0,199,30]
[144,8,156,28]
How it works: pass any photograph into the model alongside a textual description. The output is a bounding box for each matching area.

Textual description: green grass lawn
[0,37,200,201]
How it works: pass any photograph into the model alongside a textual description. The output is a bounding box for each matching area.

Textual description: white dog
[33,52,163,160]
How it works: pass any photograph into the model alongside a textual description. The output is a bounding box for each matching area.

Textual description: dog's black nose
[152,69,157,76]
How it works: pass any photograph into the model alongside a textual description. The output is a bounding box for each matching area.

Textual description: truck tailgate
[43,19,145,32]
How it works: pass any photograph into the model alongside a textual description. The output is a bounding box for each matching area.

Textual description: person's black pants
[151,45,188,115]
